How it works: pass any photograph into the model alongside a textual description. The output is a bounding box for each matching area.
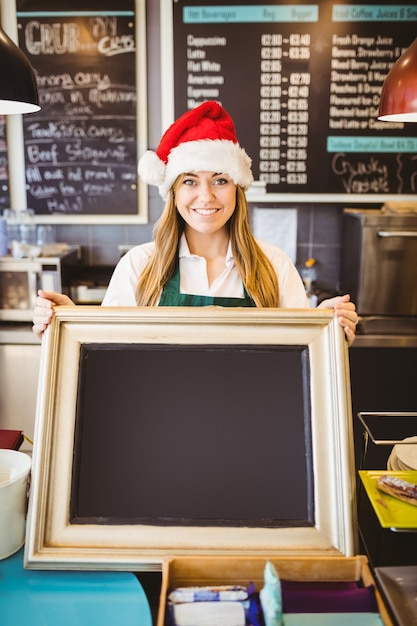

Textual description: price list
[259,33,310,187]
[171,1,417,197]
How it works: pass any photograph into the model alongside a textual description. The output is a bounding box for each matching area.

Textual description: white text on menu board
[259,33,310,186]
[187,35,225,107]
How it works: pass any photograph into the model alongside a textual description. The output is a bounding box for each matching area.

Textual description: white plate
[387,450,401,470]
[394,436,417,471]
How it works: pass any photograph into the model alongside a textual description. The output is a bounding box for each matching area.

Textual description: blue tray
[0,549,152,626]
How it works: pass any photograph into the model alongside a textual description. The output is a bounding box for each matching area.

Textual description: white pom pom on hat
[138,100,253,200]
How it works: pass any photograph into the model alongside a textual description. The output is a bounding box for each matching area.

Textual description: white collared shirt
[102,233,309,308]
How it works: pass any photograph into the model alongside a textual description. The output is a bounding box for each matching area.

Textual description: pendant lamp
[0,24,40,114]
[378,37,417,122]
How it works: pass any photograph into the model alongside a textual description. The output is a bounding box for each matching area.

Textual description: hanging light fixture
[0,24,40,114]
[378,37,417,122]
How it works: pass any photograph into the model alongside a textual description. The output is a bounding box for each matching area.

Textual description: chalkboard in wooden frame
[15,0,147,223]
[25,307,356,570]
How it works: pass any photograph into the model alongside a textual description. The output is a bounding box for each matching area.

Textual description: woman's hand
[32,289,75,339]
[318,294,358,346]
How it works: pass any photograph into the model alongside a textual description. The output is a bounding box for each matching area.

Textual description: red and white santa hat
[138,100,253,200]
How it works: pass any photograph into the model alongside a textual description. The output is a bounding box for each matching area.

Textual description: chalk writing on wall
[0,117,9,210]
[18,7,138,215]
[171,0,417,196]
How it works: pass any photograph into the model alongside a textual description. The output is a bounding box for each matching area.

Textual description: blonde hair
[135,177,279,307]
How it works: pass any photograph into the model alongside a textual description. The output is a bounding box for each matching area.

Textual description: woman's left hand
[317,294,358,346]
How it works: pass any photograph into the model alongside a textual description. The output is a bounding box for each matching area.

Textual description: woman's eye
[183,178,195,186]
[213,177,228,185]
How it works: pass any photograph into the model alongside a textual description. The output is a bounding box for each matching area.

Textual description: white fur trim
[138,139,253,200]
[138,150,166,187]
[161,139,253,199]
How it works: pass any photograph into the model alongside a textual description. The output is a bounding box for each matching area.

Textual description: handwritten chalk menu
[0,117,9,211]
[171,1,417,196]
[17,3,138,215]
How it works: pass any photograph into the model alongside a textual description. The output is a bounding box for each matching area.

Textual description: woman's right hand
[32,289,75,339]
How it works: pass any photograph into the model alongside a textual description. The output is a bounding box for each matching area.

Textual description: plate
[358,471,417,529]
[387,449,401,471]
[394,436,417,471]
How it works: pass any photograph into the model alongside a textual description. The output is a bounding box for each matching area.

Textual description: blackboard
[0,117,10,211]
[71,343,314,527]
[169,0,417,198]
[25,308,356,567]
[16,0,142,216]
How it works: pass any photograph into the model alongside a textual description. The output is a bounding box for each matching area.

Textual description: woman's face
[175,171,237,235]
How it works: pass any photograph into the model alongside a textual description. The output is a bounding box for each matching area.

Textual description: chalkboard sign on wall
[16,0,147,220]
[163,0,417,201]
[0,117,10,211]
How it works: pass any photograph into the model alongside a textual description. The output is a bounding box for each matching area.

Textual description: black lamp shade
[0,26,40,114]
[378,37,417,123]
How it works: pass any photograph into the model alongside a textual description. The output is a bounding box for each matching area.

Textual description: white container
[0,449,31,559]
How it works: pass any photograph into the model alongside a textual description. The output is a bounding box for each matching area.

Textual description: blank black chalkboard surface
[167,0,417,199]
[16,0,145,217]
[71,343,313,527]
[25,308,356,569]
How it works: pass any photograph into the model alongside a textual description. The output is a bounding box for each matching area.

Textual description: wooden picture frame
[25,307,356,570]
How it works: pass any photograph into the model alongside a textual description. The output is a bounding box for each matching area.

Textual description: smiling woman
[32,100,358,345]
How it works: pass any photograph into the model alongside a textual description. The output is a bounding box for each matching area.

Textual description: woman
[33,101,357,342]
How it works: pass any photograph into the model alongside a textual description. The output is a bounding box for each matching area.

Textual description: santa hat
[138,100,253,200]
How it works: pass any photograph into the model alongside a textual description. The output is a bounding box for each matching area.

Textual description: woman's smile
[175,171,237,235]
[192,207,221,216]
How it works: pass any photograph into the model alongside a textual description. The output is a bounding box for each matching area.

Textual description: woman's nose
[198,182,215,201]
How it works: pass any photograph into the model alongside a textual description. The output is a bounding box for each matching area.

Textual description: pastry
[376,475,417,506]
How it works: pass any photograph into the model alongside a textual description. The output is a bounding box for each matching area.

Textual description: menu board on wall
[16,0,143,217]
[0,117,10,211]
[170,0,417,199]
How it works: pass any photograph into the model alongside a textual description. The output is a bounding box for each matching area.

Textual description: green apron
[158,263,255,307]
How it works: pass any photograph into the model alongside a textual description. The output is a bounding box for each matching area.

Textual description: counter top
[352,335,417,348]
[375,566,417,626]
[0,548,152,626]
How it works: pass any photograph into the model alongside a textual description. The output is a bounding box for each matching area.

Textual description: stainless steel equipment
[0,246,79,321]
[341,208,417,334]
